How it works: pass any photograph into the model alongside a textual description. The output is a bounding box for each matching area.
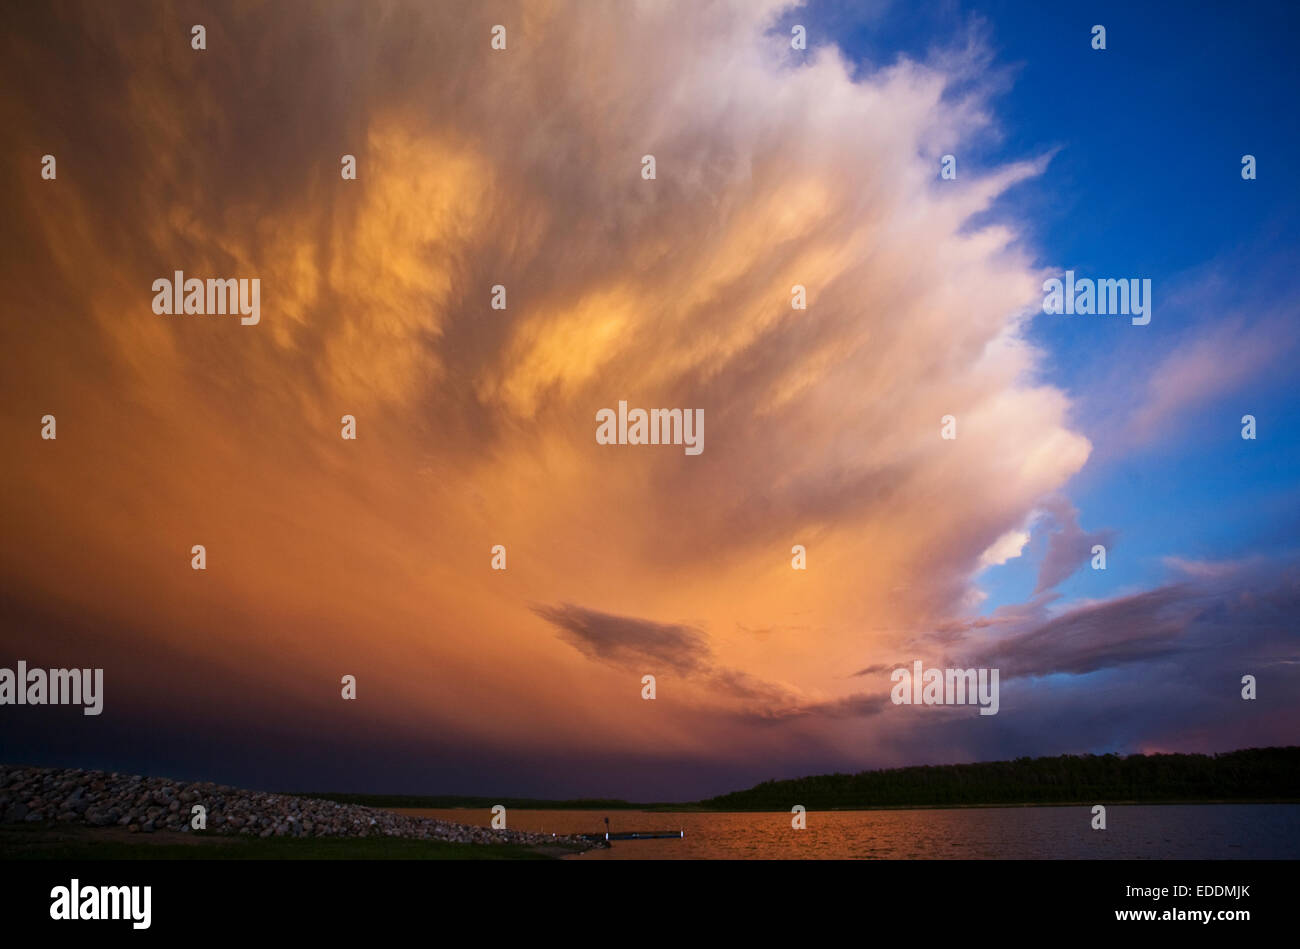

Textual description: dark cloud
[537,601,889,722]
[1034,496,1117,593]
[968,559,1300,682]
[977,586,1196,678]
[849,663,896,677]
[531,602,711,675]
[795,691,892,720]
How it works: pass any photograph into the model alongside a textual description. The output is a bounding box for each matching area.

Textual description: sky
[1,0,1297,801]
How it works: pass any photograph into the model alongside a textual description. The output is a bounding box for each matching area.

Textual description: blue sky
[805,0,1300,616]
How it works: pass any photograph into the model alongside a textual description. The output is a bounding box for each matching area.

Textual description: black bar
[0,859,1285,936]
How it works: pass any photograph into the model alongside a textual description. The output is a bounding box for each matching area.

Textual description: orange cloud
[1,0,1090,775]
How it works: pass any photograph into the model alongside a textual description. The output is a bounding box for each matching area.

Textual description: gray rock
[0,764,592,852]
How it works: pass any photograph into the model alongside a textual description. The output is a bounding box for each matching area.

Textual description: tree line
[700,747,1300,810]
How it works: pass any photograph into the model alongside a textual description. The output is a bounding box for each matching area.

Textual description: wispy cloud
[1033,496,1117,593]
[532,603,711,676]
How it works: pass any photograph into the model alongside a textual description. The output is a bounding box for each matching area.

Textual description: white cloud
[979,528,1031,568]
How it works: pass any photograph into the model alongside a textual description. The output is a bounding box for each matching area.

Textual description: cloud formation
[12,1,1284,797]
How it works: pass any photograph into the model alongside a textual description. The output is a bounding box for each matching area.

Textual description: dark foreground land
[0,824,561,860]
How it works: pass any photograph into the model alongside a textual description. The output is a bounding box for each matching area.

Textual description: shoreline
[0,765,594,856]
[390,798,1300,814]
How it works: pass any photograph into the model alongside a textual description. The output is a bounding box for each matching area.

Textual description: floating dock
[579,829,684,844]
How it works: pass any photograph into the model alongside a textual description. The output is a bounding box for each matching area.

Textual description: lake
[393,804,1300,859]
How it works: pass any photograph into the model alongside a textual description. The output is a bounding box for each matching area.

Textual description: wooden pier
[580,818,684,845]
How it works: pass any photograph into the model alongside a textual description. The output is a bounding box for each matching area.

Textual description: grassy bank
[0,825,563,860]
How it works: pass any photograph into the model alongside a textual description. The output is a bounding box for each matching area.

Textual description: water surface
[394,804,1300,859]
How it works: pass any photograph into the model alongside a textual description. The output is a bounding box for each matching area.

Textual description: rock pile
[0,765,590,849]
